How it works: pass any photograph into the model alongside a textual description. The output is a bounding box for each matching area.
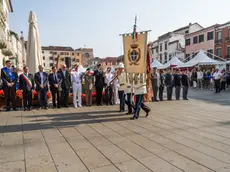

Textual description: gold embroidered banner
[123,33,148,73]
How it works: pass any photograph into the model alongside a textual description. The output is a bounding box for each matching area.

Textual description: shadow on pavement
[0,110,132,133]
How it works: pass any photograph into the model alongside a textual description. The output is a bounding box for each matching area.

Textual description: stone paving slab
[1,91,230,171]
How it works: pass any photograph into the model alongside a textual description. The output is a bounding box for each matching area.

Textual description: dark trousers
[134,94,151,118]
[166,85,173,100]
[61,89,69,106]
[96,87,103,105]
[3,85,16,109]
[125,93,135,114]
[85,89,92,106]
[152,85,158,101]
[215,79,220,93]
[105,86,113,105]
[159,86,164,101]
[221,81,226,91]
[182,86,188,100]
[38,89,48,108]
[175,86,181,100]
[51,88,60,107]
[118,90,125,112]
[23,90,32,109]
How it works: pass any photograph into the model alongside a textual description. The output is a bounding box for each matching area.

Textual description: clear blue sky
[9,0,230,58]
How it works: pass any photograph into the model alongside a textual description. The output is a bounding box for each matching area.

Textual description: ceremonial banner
[123,32,148,73]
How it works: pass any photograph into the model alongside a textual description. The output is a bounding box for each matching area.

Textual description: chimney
[189,23,192,26]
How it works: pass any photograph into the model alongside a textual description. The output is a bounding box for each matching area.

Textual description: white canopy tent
[151,59,163,68]
[158,56,184,69]
[176,50,226,68]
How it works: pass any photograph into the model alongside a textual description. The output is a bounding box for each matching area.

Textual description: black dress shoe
[44,107,48,110]
[130,116,137,120]
[57,106,61,109]
[64,105,68,108]
[24,108,27,111]
[13,108,18,111]
[126,112,132,115]
[146,110,150,117]
[5,108,10,112]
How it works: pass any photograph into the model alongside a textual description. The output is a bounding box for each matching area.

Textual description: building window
[185,38,190,46]
[164,42,167,50]
[42,51,44,54]
[151,49,154,55]
[50,51,52,54]
[49,56,53,60]
[53,52,57,55]
[193,36,198,44]
[185,54,190,62]
[50,63,54,67]
[72,53,75,56]
[207,31,213,40]
[207,49,213,58]
[199,34,204,43]
[160,44,162,52]
[60,52,64,55]
[164,53,167,63]
[43,63,45,67]
[185,30,189,34]
[159,54,162,62]
[217,31,222,40]
[216,48,221,57]
[156,47,158,53]
[76,53,80,56]
[228,46,230,56]
[43,56,45,60]
[169,54,172,60]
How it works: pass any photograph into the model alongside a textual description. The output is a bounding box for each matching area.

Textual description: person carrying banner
[131,73,151,120]
[125,73,135,114]
[1,60,18,111]
[117,63,126,112]
[19,66,34,111]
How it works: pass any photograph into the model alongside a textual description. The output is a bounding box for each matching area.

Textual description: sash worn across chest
[21,74,32,88]
[3,67,15,81]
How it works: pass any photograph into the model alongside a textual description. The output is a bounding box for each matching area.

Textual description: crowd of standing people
[150,67,230,104]
[0,61,151,120]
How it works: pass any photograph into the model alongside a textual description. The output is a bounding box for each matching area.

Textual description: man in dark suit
[34,65,49,109]
[1,60,18,111]
[19,66,34,111]
[181,70,189,100]
[93,64,104,106]
[174,69,182,100]
[59,64,71,107]
[165,68,173,101]
[49,66,62,108]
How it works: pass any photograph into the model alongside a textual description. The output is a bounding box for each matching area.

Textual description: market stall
[158,56,184,69]
[176,50,226,69]
[150,59,163,69]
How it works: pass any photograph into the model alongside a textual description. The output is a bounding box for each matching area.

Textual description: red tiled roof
[101,57,118,62]
[42,46,74,51]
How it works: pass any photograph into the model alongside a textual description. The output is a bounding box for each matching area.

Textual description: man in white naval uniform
[71,63,84,108]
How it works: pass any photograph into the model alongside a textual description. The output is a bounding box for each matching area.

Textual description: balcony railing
[0,3,7,22]
[215,39,222,44]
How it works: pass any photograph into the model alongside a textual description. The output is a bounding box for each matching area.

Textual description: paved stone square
[1,89,230,171]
